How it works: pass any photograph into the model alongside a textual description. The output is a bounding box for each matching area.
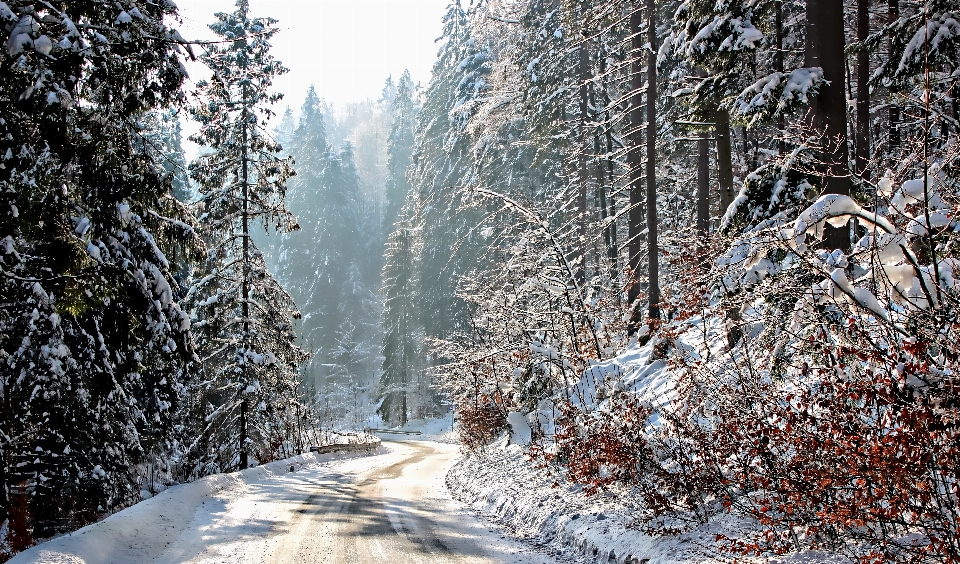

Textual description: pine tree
[383,70,417,236]
[0,0,196,535]
[378,225,420,425]
[187,0,306,473]
[409,0,487,343]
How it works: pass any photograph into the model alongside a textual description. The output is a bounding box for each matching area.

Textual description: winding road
[265,440,554,564]
[14,440,561,564]
[181,440,559,564]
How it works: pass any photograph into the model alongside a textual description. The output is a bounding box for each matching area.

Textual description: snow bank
[449,433,847,563]
[9,445,381,564]
[448,436,713,564]
[446,320,854,563]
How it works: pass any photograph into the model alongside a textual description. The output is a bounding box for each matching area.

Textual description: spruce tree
[273,89,373,406]
[0,0,195,535]
[378,225,419,426]
[409,0,486,343]
[383,70,417,236]
[141,108,191,203]
[187,0,306,472]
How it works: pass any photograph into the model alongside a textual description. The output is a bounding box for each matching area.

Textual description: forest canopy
[1,0,960,562]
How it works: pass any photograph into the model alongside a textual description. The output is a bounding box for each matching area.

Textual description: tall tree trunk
[697,128,710,235]
[888,0,900,152]
[239,399,248,469]
[627,0,645,333]
[605,125,617,257]
[577,39,590,286]
[776,0,786,154]
[602,87,618,268]
[240,85,250,471]
[0,436,7,525]
[645,0,660,321]
[807,0,851,249]
[716,108,735,219]
[590,75,617,274]
[401,276,408,427]
[856,0,871,179]
[693,69,710,236]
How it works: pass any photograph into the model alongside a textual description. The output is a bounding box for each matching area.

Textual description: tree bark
[601,58,618,270]
[693,69,710,235]
[856,0,871,179]
[590,69,617,274]
[697,128,710,235]
[577,38,590,286]
[0,440,7,525]
[807,0,851,249]
[888,0,900,152]
[645,0,660,321]
[627,0,645,333]
[240,83,250,471]
[401,293,408,427]
[776,0,786,154]
[715,107,735,218]
[239,399,248,470]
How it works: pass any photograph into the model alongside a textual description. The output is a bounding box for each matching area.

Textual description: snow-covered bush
[583,171,960,562]
[537,162,960,562]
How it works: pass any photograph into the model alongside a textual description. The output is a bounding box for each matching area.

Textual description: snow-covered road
[12,440,561,564]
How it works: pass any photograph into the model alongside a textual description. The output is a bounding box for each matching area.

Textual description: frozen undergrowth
[449,434,708,564]
[448,337,852,564]
[449,433,849,564]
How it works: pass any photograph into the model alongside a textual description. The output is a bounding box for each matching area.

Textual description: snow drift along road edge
[446,436,846,564]
[447,436,706,564]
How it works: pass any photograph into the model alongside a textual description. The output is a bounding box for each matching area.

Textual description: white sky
[176,0,449,110]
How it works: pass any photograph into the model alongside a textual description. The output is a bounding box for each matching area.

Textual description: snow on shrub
[681,174,960,561]
[537,172,960,562]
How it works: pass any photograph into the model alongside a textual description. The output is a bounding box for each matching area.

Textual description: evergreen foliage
[264,87,383,424]
[0,0,197,537]
[378,225,420,425]
[383,71,417,236]
[141,108,192,203]
[2,0,960,561]
[186,0,307,474]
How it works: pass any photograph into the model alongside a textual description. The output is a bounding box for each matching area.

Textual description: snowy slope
[449,434,848,564]
[448,337,849,564]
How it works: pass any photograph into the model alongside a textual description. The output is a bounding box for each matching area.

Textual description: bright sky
[177,0,449,110]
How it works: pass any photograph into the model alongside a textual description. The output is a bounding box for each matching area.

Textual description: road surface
[14,440,562,564]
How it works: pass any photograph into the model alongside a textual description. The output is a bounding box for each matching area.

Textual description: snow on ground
[10,439,571,564]
[447,336,848,564]
[448,435,847,564]
[9,448,382,564]
[448,435,709,564]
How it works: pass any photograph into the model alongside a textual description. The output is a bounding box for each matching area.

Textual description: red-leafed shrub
[551,397,655,494]
[457,394,509,451]
[548,197,960,562]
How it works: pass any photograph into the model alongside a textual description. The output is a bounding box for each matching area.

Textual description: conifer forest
[1,0,960,562]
